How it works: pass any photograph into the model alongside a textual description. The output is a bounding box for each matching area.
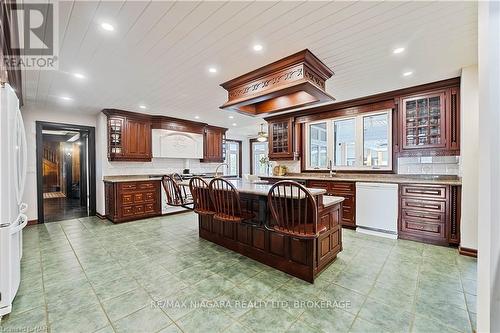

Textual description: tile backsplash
[103,158,221,177]
[397,156,460,175]
[270,157,460,176]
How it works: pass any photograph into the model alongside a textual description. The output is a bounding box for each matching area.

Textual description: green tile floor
[0,212,477,333]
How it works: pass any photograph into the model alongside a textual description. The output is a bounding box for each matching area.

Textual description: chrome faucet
[328,160,336,177]
[215,163,228,178]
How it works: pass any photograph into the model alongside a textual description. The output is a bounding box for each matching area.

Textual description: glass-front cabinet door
[401,92,446,150]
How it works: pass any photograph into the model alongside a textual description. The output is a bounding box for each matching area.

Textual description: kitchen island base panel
[197,201,342,283]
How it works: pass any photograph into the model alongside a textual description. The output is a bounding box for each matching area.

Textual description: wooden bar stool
[267,180,326,238]
[171,173,191,200]
[209,178,254,223]
[189,177,214,216]
[161,174,194,209]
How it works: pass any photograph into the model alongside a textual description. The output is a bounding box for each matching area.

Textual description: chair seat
[213,211,255,223]
[195,208,215,216]
[273,223,327,238]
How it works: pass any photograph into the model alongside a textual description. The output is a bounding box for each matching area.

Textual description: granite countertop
[261,173,462,186]
[103,175,162,183]
[179,179,327,197]
[323,196,345,207]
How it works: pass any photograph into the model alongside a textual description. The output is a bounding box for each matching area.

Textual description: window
[333,118,356,167]
[251,140,269,176]
[306,110,392,171]
[224,140,241,177]
[363,113,389,167]
[309,122,327,168]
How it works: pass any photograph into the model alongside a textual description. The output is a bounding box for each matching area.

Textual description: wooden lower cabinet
[307,180,356,228]
[398,184,461,246]
[104,180,161,223]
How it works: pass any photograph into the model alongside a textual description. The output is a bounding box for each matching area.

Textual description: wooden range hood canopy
[220,49,334,116]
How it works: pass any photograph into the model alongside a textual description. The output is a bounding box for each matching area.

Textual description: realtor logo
[2,1,58,70]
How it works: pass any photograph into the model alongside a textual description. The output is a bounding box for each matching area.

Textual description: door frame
[224,139,242,177]
[250,138,269,175]
[36,121,96,223]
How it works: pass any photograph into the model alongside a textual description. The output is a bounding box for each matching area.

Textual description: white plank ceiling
[21,1,478,135]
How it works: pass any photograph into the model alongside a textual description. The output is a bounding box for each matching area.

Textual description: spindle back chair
[189,177,213,215]
[267,180,324,238]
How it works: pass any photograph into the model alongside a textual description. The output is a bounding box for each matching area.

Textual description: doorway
[224,139,242,177]
[250,138,269,176]
[36,121,96,223]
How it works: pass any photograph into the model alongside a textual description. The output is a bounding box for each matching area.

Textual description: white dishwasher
[356,182,399,239]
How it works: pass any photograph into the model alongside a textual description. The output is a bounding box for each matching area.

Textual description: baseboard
[459,246,477,258]
[27,219,38,226]
[95,212,107,220]
[162,209,191,217]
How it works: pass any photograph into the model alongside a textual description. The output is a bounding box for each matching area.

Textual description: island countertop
[179,179,328,197]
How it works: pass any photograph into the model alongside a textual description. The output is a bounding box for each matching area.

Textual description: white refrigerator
[0,83,28,319]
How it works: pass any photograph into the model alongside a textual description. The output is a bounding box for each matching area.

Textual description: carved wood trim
[448,185,461,244]
[220,49,334,116]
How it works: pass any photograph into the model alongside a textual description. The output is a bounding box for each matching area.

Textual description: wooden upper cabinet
[123,118,151,161]
[268,117,295,160]
[399,86,460,156]
[104,110,152,162]
[202,126,226,163]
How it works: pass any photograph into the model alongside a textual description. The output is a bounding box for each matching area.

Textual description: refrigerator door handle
[16,109,27,205]
[9,213,28,235]
[19,202,28,214]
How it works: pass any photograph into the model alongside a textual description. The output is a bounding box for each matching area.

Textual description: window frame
[304,109,392,172]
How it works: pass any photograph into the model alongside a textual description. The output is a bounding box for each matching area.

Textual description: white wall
[20,104,98,221]
[460,65,479,251]
[477,2,500,332]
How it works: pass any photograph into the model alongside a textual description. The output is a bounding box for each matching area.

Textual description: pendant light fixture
[257,123,268,142]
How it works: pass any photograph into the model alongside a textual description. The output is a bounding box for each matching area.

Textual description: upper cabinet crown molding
[219,49,335,116]
[102,109,227,162]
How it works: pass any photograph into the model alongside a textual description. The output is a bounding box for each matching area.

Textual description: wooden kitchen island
[182,180,344,283]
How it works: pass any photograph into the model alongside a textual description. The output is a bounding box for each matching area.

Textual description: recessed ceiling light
[232,123,237,127]
[101,22,115,31]
[59,96,73,101]
[194,116,200,119]
[208,67,217,73]
[139,105,147,109]
[73,72,86,79]
[403,71,413,77]
[253,44,263,52]
[393,47,405,54]
[228,115,234,119]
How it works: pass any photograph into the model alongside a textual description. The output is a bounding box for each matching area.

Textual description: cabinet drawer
[120,183,137,191]
[331,182,355,193]
[122,206,134,217]
[144,203,156,213]
[144,192,155,202]
[401,209,445,223]
[401,198,445,213]
[133,193,144,203]
[134,205,144,215]
[401,218,445,238]
[122,194,133,205]
[401,185,447,199]
[139,182,155,190]
[307,180,329,189]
